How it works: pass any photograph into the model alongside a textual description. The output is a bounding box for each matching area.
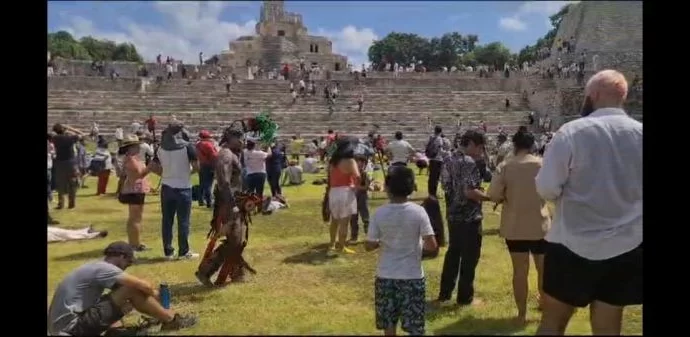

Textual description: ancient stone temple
[221,0,348,72]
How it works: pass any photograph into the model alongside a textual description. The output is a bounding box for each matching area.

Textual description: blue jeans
[198,165,214,206]
[266,168,282,197]
[160,185,192,257]
[246,172,266,198]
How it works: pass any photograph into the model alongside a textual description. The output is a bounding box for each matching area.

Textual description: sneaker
[179,252,200,260]
[160,314,198,332]
[340,247,356,254]
[165,255,176,261]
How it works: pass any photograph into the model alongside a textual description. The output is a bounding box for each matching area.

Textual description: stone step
[48,77,525,92]
[48,109,532,117]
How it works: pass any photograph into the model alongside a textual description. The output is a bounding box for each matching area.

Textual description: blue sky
[48,1,575,65]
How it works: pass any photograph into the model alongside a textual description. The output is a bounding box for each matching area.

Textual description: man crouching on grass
[366,166,438,336]
[48,242,197,336]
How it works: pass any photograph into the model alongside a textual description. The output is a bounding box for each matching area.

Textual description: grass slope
[47,169,642,335]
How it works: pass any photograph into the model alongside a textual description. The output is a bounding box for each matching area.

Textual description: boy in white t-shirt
[366,166,437,335]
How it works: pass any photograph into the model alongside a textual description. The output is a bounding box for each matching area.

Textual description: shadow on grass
[281,243,338,265]
[134,256,172,265]
[168,282,218,303]
[482,228,500,236]
[53,248,104,261]
[434,316,524,335]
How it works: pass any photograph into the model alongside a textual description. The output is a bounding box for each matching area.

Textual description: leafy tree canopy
[48,31,144,63]
[367,31,513,70]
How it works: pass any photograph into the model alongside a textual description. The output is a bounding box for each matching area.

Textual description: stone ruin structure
[46,1,642,143]
[530,1,643,126]
[220,0,348,72]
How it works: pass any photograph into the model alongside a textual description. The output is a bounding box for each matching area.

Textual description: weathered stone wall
[556,1,642,75]
[540,1,643,126]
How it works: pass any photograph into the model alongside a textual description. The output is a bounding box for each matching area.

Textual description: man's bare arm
[190,160,200,174]
[466,187,491,202]
[117,273,157,297]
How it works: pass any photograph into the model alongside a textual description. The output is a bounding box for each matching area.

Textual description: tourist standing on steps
[424,126,445,197]
[535,70,642,335]
[51,124,85,210]
[365,166,437,336]
[487,131,551,325]
[151,124,200,260]
[118,135,151,252]
[432,130,491,307]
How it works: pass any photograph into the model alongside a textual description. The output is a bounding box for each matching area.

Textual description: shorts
[505,239,547,254]
[118,193,146,205]
[62,294,125,336]
[374,277,425,335]
[328,187,357,219]
[543,242,643,308]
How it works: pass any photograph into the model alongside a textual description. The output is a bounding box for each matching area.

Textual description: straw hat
[119,134,141,149]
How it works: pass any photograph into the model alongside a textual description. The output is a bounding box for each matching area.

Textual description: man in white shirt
[150,124,200,260]
[302,154,320,173]
[535,70,642,335]
[385,131,415,167]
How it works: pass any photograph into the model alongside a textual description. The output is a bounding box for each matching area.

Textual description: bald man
[535,70,642,335]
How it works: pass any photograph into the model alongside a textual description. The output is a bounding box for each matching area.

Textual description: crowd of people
[47,69,641,336]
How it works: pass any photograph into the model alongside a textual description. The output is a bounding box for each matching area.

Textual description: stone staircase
[261,37,285,71]
[48,76,533,148]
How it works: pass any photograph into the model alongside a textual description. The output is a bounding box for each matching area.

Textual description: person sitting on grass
[47,241,198,336]
[365,166,438,336]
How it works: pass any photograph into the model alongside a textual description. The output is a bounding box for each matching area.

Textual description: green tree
[368,32,484,70]
[473,42,512,67]
[367,32,431,69]
[516,2,572,65]
[48,31,91,60]
[47,31,143,62]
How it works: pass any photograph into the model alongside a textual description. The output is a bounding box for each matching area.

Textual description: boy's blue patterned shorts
[374,277,426,335]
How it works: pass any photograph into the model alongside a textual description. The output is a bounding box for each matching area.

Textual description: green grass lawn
[47,169,642,335]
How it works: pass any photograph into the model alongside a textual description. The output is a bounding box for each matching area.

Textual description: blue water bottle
[159,283,171,309]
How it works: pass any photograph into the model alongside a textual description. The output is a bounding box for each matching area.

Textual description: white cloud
[499,17,527,32]
[58,1,255,63]
[498,1,578,32]
[55,1,378,67]
[316,26,378,67]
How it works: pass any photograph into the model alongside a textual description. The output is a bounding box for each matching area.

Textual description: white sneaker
[179,252,199,260]
[165,255,176,261]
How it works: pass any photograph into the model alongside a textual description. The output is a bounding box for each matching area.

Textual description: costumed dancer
[195,112,278,287]
[196,127,254,286]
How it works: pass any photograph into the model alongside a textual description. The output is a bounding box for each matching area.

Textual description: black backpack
[424,136,440,159]
[88,155,107,176]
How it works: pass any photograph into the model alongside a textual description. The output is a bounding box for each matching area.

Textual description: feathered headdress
[227,110,279,144]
